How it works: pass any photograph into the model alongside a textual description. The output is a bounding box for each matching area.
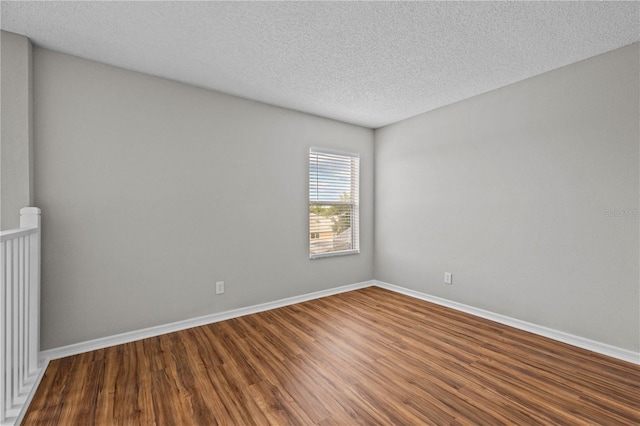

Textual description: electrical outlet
[216,281,225,294]
[444,272,452,284]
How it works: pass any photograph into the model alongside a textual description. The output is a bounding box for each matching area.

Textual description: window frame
[308,147,360,260]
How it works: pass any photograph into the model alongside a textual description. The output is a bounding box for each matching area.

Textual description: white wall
[375,43,640,352]
[25,40,640,354]
[33,48,374,350]
[1,31,33,230]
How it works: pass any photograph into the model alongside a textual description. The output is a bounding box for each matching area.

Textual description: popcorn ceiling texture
[1,1,638,128]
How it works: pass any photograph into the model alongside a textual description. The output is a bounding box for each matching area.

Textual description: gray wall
[33,48,374,350]
[375,43,640,352]
[1,31,33,230]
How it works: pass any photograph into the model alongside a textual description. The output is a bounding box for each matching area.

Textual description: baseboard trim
[39,278,639,366]
[40,280,374,361]
[374,280,640,365]
[11,359,50,426]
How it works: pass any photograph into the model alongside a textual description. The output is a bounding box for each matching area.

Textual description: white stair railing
[0,208,42,425]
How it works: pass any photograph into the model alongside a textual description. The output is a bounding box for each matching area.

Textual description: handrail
[0,207,42,425]
[0,227,37,242]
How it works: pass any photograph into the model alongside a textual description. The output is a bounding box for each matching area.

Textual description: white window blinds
[309,149,360,258]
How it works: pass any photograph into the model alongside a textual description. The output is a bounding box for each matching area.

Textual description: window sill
[309,250,359,260]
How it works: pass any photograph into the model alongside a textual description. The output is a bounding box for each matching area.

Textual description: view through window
[309,149,359,258]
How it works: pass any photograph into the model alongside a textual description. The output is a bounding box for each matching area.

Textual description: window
[309,148,359,258]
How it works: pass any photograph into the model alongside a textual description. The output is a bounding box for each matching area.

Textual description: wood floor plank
[23,287,640,425]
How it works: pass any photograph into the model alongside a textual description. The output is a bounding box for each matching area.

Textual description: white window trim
[309,148,360,260]
[309,249,360,260]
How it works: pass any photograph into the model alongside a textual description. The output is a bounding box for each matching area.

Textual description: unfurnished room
[0,1,639,425]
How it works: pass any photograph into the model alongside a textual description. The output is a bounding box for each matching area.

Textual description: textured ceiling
[1,1,639,128]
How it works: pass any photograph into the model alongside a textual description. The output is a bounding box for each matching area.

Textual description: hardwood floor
[24,287,640,425]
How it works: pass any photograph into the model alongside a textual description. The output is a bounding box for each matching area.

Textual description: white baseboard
[40,280,374,361]
[374,280,640,365]
[39,278,639,366]
[11,359,50,426]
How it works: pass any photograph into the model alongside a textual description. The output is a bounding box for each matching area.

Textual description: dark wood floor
[24,287,640,425]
